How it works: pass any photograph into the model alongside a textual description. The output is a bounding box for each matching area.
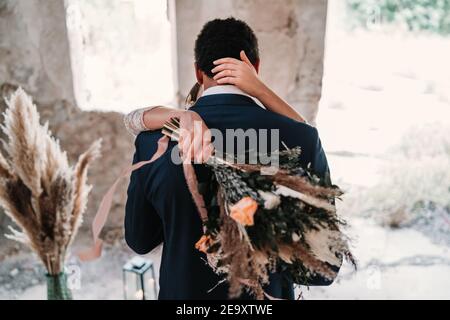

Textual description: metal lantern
[123,256,157,300]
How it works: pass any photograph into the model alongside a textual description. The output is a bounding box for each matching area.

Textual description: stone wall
[0,1,133,243]
[175,0,328,124]
[0,0,75,105]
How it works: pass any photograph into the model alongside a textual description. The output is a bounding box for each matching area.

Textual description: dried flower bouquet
[163,118,356,299]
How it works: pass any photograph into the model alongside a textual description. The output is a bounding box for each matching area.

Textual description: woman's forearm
[256,84,306,123]
[142,106,184,131]
[124,106,184,136]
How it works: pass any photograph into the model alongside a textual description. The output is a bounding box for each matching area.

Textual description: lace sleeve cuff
[123,106,161,136]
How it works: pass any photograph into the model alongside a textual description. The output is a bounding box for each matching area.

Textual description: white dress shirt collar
[201,85,265,108]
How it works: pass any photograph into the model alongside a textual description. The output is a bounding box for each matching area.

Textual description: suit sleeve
[124,138,164,254]
[304,128,343,286]
[310,127,332,185]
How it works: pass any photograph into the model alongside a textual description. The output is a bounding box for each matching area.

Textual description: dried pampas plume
[0,88,101,275]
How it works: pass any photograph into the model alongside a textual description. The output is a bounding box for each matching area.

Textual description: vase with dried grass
[0,89,101,300]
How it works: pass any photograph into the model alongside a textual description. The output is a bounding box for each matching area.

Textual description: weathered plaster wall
[0,1,133,240]
[0,0,75,105]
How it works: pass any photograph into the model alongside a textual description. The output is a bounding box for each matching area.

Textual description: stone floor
[1,213,449,300]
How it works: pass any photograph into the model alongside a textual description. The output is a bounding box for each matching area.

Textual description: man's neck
[202,76,247,96]
[202,77,218,91]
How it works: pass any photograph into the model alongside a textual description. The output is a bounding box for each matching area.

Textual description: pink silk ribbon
[182,162,209,225]
[77,135,170,261]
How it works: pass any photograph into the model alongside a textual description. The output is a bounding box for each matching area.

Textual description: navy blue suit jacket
[125,94,338,300]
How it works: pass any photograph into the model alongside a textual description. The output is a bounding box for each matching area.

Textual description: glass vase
[46,272,73,300]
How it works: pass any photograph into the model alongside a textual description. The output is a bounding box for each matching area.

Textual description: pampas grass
[0,88,101,275]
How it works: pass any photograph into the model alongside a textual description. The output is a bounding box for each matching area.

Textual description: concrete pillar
[175,0,328,124]
[0,0,76,105]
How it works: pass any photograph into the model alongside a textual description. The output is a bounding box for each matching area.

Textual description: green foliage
[346,0,450,35]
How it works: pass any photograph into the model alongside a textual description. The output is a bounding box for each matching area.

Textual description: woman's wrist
[142,107,184,131]
[254,82,276,106]
[252,83,306,123]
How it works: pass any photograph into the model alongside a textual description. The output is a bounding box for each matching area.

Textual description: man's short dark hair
[194,17,259,78]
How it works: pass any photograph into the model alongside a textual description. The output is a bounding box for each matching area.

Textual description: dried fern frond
[0,150,13,180]
[41,122,70,193]
[70,139,102,245]
[4,225,30,245]
[2,88,45,197]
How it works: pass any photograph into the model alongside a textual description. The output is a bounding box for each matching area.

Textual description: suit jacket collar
[193,93,259,108]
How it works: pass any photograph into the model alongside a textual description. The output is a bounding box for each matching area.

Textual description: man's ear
[253,59,260,74]
[194,63,203,85]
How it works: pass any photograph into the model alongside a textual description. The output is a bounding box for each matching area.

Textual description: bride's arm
[124,83,203,136]
[124,106,213,163]
[211,51,307,124]
[124,106,184,136]
[251,83,306,123]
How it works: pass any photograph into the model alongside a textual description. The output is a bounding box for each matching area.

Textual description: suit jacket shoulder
[134,130,164,161]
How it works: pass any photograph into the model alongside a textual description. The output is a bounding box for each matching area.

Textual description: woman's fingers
[180,135,214,163]
[212,52,256,86]
[179,127,213,163]
[211,63,238,74]
[213,52,252,67]
[194,125,207,164]
[180,134,193,160]
[176,110,214,163]
[202,142,215,163]
[213,57,241,65]
[181,144,193,163]
[216,77,237,85]
[240,50,252,67]
[213,69,236,81]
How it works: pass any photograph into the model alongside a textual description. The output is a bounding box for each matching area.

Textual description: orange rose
[195,234,211,253]
[230,197,258,226]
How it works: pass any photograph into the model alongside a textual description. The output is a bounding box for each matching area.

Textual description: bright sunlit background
[309,0,450,299]
[65,0,177,112]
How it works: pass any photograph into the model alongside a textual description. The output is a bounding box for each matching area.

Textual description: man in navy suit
[125,18,340,300]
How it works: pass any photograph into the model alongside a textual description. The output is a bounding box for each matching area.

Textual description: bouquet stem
[46,272,73,300]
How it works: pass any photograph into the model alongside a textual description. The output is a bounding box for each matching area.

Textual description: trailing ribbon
[77,135,170,261]
[237,278,284,300]
[182,162,209,227]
